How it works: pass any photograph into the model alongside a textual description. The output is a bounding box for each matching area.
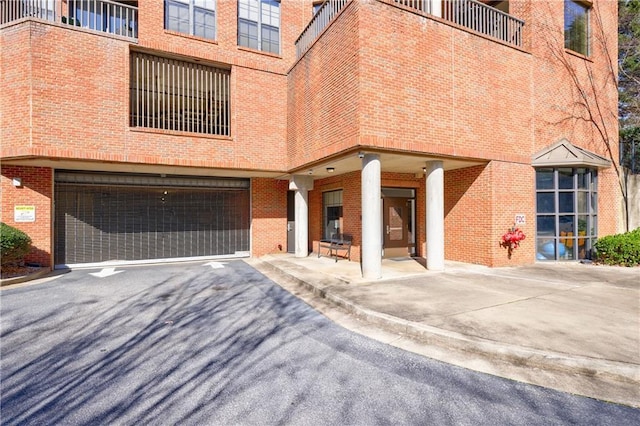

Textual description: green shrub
[0,223,32,267]
[593,228,640,266]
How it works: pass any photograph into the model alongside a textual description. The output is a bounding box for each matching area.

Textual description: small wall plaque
[14,205,35,222]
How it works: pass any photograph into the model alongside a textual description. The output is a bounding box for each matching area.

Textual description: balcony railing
[295,0,351,59]
[295,0,524,58]
[441,0,523,47]
[0,0,138,39]
[397,0,524,48]
[394,0,432,15]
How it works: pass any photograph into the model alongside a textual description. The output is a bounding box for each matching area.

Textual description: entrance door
[287,191,295,253]
[383,197,409,258]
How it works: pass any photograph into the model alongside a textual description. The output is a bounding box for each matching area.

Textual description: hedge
[593,228,640,267]
[0,223,32,267]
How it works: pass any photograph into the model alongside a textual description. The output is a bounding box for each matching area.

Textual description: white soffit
[532,138,611,168]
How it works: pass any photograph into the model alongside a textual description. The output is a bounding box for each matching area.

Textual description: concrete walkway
[250,254,640,408]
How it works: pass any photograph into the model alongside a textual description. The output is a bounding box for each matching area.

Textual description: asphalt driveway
[1,260,638,425]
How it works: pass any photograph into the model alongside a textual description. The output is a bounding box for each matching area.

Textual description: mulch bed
[1,265,43,280]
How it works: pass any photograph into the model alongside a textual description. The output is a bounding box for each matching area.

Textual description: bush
[593,228,640,266]
[0,223,32,267]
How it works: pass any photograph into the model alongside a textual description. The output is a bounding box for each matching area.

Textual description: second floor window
[165,0,216,40]
[238,0,280,54]
[564,0,590,56]
[130,51,230,136]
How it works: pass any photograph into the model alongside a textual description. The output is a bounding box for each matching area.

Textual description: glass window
[535,168,598,261]
[558,192,574,213]
[165,0,216,40]
[322,190,343,240]
[558,168,573,189]
[564,0,590,56]
[238,0,280,54]
[537,215,556,237]
[536,168,554,190]
[536,193,555,213]
[577,192,588,213]
[577,168,588,189]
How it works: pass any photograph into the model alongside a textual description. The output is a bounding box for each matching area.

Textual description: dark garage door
[54,172,250,266]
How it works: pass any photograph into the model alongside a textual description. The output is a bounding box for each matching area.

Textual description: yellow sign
[14,205,36,222]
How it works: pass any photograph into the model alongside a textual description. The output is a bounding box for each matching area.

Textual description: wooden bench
[318,233,352,262]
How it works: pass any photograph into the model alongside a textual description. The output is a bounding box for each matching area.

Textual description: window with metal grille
[238,0,280,54]
[165,0,216,40]
[130,51,230,136]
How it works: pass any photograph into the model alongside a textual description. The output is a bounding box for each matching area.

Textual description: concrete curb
[0,269,51,287]
[255,257,639,390]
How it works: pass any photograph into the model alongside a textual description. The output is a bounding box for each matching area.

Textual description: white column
[425,161,445,271]
[289,175,314,258]
[361,154,382,279]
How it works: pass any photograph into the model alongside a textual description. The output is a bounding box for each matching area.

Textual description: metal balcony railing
[295,0,351,59]
[0,0,138,39]
[394,0,432,15]
[398,0,523,47]
[0,0,54,22]
[441,0,523,47]
[295,0,524,59]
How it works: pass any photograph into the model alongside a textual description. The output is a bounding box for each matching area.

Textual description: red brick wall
[528,1,620,236]
[251,178,288,256]
[0,23,32,154]
[356,0,533,163]
[439,162,536,266]
[287,1,361,170]
[1,0,620,267]
[311,171,364,260]
[0,21,290,173]
[0,166,53,267]
[311,171,427,261]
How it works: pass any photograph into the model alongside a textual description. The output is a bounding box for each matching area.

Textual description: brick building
[0,0,619,278]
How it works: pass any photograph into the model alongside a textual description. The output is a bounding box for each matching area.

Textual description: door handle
[287,223,292,232]
[386,225,390,235]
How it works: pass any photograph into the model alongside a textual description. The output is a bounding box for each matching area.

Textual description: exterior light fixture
[357,152,365,159]
[326,167,335,173]
[12,177,22,187]
[422,167,427,173]
[308,169,313,175]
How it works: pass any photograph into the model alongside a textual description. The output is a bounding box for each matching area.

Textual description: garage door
[54,171,250,266]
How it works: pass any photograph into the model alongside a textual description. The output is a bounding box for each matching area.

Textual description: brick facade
[0,166,53,267]
[1,0,619,270]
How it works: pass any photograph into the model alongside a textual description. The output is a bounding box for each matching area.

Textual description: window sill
[565,48,593,62]
[237,45,282,59]
[164,30,218,45]
[129,126,232,141]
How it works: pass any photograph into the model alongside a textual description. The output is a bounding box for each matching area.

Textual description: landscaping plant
[593,227,640,266]
[0,223,32,267]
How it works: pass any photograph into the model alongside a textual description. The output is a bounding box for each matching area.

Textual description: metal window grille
[54,172,250,265]
[130,51,230,136]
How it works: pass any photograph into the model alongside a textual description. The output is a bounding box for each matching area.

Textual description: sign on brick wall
[14,206,35,222]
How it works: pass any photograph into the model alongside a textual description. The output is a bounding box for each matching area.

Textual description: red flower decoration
[501,227,526,258]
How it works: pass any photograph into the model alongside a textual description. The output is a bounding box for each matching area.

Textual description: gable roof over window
[532,138,611,168]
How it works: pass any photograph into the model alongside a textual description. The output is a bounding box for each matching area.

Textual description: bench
[318,233,352,262]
